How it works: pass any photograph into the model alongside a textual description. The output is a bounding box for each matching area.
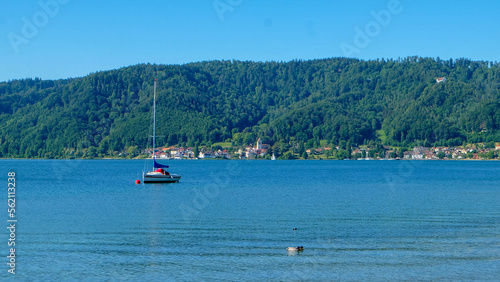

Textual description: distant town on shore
[139,138,500,161]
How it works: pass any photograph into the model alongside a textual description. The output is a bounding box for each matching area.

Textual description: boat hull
[143,173,181,183]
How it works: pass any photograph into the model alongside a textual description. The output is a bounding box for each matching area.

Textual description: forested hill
[1,57,500,158]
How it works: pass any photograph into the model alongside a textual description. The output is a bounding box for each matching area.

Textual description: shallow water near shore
[1,159,499,280]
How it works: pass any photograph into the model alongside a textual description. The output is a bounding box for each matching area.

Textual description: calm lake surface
[1,159,499,281]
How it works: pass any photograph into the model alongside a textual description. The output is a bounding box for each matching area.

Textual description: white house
[199,151,216,159]
[436,77,446,83]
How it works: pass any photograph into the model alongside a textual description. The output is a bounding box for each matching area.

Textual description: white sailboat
[271,153,276,160]
[142,79,181,183]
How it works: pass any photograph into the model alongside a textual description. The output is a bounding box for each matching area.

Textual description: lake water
[1,159,499,280]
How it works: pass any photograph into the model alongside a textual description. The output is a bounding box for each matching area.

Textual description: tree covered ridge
[1,56,499,158]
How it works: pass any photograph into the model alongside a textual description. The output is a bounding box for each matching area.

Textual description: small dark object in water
[287,246,304,251]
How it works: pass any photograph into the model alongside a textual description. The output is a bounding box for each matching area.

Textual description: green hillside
[1,57,500,158]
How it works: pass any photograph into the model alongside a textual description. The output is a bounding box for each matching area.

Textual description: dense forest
[1,57,500,158]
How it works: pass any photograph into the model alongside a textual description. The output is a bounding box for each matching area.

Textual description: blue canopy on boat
[153,159,169,169]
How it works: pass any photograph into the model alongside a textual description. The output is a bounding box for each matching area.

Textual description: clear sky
[1,0,499,82]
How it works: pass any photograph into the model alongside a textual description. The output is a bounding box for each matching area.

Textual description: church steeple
[256,138,262,150]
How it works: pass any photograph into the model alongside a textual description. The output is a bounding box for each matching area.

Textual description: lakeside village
[141,138,500,161]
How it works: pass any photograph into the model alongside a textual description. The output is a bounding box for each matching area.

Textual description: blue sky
[1,0,499,82]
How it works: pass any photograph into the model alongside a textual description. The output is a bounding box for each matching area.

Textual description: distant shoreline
[1,158,498,161]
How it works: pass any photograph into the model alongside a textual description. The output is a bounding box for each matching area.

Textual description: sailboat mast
[152,78,157,161]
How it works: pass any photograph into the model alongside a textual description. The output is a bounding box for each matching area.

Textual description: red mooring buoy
[135,179,141,184]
